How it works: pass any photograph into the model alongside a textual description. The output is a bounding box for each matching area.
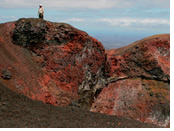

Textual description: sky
[0,0,170,49]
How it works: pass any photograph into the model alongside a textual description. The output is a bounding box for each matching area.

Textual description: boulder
[1,69,12,80]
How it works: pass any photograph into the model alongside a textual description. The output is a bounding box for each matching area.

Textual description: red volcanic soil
[91,34,170,127]
[0,82,159,128]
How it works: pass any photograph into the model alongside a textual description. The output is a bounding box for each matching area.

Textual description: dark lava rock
[1,69,12,80]
[12,18,47,47]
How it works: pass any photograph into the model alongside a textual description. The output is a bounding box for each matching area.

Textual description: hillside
[0,82,159,128]
[91,34,170,127]
[0,18,170,127]
[0,18,106,108]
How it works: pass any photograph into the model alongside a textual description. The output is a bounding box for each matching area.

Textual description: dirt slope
[0,82,159,128]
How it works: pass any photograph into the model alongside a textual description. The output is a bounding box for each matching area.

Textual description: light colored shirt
[38,7,44,14]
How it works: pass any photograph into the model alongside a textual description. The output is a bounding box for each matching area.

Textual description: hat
[39,4,42,6]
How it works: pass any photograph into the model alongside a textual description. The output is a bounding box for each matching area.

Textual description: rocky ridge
[91,34,170,127]
[0,18,107,109]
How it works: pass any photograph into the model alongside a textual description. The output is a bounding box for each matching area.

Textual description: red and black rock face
[0,18,107,108]
[0,18,170,127]
[105,34,170,82]
[91,34,170,127]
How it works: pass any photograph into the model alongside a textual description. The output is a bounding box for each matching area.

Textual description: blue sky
[0,0,170,49]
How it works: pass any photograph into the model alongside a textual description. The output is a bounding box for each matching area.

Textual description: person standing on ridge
[38,4,44,19]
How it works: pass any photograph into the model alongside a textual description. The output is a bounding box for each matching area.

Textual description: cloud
[65,18,85,22]
[0,16,18,23]
[0,0,119,9]
[0,0,170,9]
[97,18,170,28]
[60,17,169,30]
[0,16,17,19]
[0,0,30,8]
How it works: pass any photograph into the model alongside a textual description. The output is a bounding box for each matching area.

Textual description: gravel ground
[0,82,159,128]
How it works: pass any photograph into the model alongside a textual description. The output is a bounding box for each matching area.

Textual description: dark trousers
[39,13,43,19]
